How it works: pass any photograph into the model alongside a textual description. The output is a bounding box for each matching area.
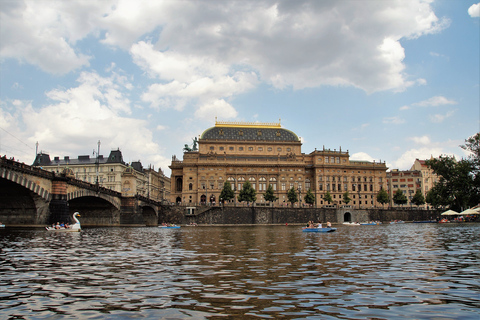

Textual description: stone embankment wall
[159,205,442,225]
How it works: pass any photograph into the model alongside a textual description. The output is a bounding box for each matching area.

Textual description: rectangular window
[281,183,286,191]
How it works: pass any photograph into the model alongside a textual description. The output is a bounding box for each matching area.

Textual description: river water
[0,223,479,320]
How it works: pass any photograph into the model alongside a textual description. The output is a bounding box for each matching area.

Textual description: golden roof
[215,118,281,129]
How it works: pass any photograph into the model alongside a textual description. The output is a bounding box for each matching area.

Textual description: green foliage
[376,188,389,207]
[323,191,333,204]
[263,184,278,203]
[219,181,234,202]
[426,150,479,211]
[426,188,444,209]
[393,189,408,206]
[411,189,425,207]
[342,191,351,204]
[304,188,315,205]
[287,187,298,207]
[237,181,256,204]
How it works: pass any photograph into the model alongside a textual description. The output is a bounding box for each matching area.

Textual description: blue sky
[1,0,479,176]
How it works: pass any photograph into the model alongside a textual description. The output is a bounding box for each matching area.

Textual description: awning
[441,210,459,216]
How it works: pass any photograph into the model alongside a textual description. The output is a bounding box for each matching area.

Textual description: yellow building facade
[170,121,388,207]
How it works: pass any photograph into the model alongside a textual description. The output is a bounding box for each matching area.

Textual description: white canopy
[441,210,459,216]
[460,207,480,215]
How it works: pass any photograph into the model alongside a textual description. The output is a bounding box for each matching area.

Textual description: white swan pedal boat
[46,212,81,232]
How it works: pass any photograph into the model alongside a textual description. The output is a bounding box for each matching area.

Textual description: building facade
[386,158,439,208]
[170,120,388,207]
[33,149,170,202]
[410,158,439,197]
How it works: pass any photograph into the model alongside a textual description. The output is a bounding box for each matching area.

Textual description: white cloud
[131,41,258,113]
[413,96,457,107]
[194,99,238,121]
[382,116,405,124]
[468,3,480,18]
[391,147,455,170]
[350,152,375,162]
[410,136,431,145]
[1,0,448,93]
[1,71,170,169]
[429,110,455,123]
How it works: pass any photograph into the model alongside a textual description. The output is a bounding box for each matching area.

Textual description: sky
[1,0,479,176]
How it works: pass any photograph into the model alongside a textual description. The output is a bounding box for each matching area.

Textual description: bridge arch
[67,190,121,210]
[0,167,51,201]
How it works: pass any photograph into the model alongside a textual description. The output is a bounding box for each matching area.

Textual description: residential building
[33,149,170,202]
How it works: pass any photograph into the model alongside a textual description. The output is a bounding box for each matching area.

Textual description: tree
[237,181,256,205]
[425,151,479,211]
[219,181,234,203]
[393,189,408,206]
[342,191,351,205]
[323,191,333,204]
[376,188,389,208]
[304,188,315,206]
[426,188,444,209]
[263,184,278,204]
[411,189,425,207]
[287,187,298,207]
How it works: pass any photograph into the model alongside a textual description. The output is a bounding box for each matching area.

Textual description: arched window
[175,177,183,192]
[259,177,267,191]
[269,177,277,190]
[189,183,193,190]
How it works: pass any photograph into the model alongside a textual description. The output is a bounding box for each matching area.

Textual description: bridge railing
[67,178,122,197]
[0,157,55,179]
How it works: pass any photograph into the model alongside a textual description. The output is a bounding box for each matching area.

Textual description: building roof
[200,120,300,142]
[33,149,126,166]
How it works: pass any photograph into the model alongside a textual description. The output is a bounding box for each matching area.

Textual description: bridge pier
[48,177,70,225]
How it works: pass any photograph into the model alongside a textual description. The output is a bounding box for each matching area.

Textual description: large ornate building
[170,120,388,207]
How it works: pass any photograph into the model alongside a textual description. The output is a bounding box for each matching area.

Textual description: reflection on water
[0,224,479,319]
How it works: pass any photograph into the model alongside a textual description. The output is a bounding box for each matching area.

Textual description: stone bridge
[0,157,160,227]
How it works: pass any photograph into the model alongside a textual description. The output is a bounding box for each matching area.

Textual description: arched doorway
[200,195,206,204]
[176,196,181,204]
[344,212,352,222]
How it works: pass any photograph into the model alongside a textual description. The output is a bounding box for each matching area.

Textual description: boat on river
[343,222,361,226]
[302,227,337,233]
[360,221,382,225]
[46,212,81,232]
[159,225,181,229]
[389,220,405,224]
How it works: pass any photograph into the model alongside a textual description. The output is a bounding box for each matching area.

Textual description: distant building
[33,149,170,202]
[386,158,439,208]
[386,169,423,207]
[410,158,439,197]
[170,120,388,207]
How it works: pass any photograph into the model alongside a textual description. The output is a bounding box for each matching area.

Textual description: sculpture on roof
[183,137,198,152]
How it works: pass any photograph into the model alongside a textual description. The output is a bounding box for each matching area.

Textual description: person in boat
[60,222,65,228]
[317,221,323,228]
[55,222,61,229]
[326,221,332,228]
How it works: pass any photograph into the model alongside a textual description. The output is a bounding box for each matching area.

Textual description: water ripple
[0,224,479,319]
